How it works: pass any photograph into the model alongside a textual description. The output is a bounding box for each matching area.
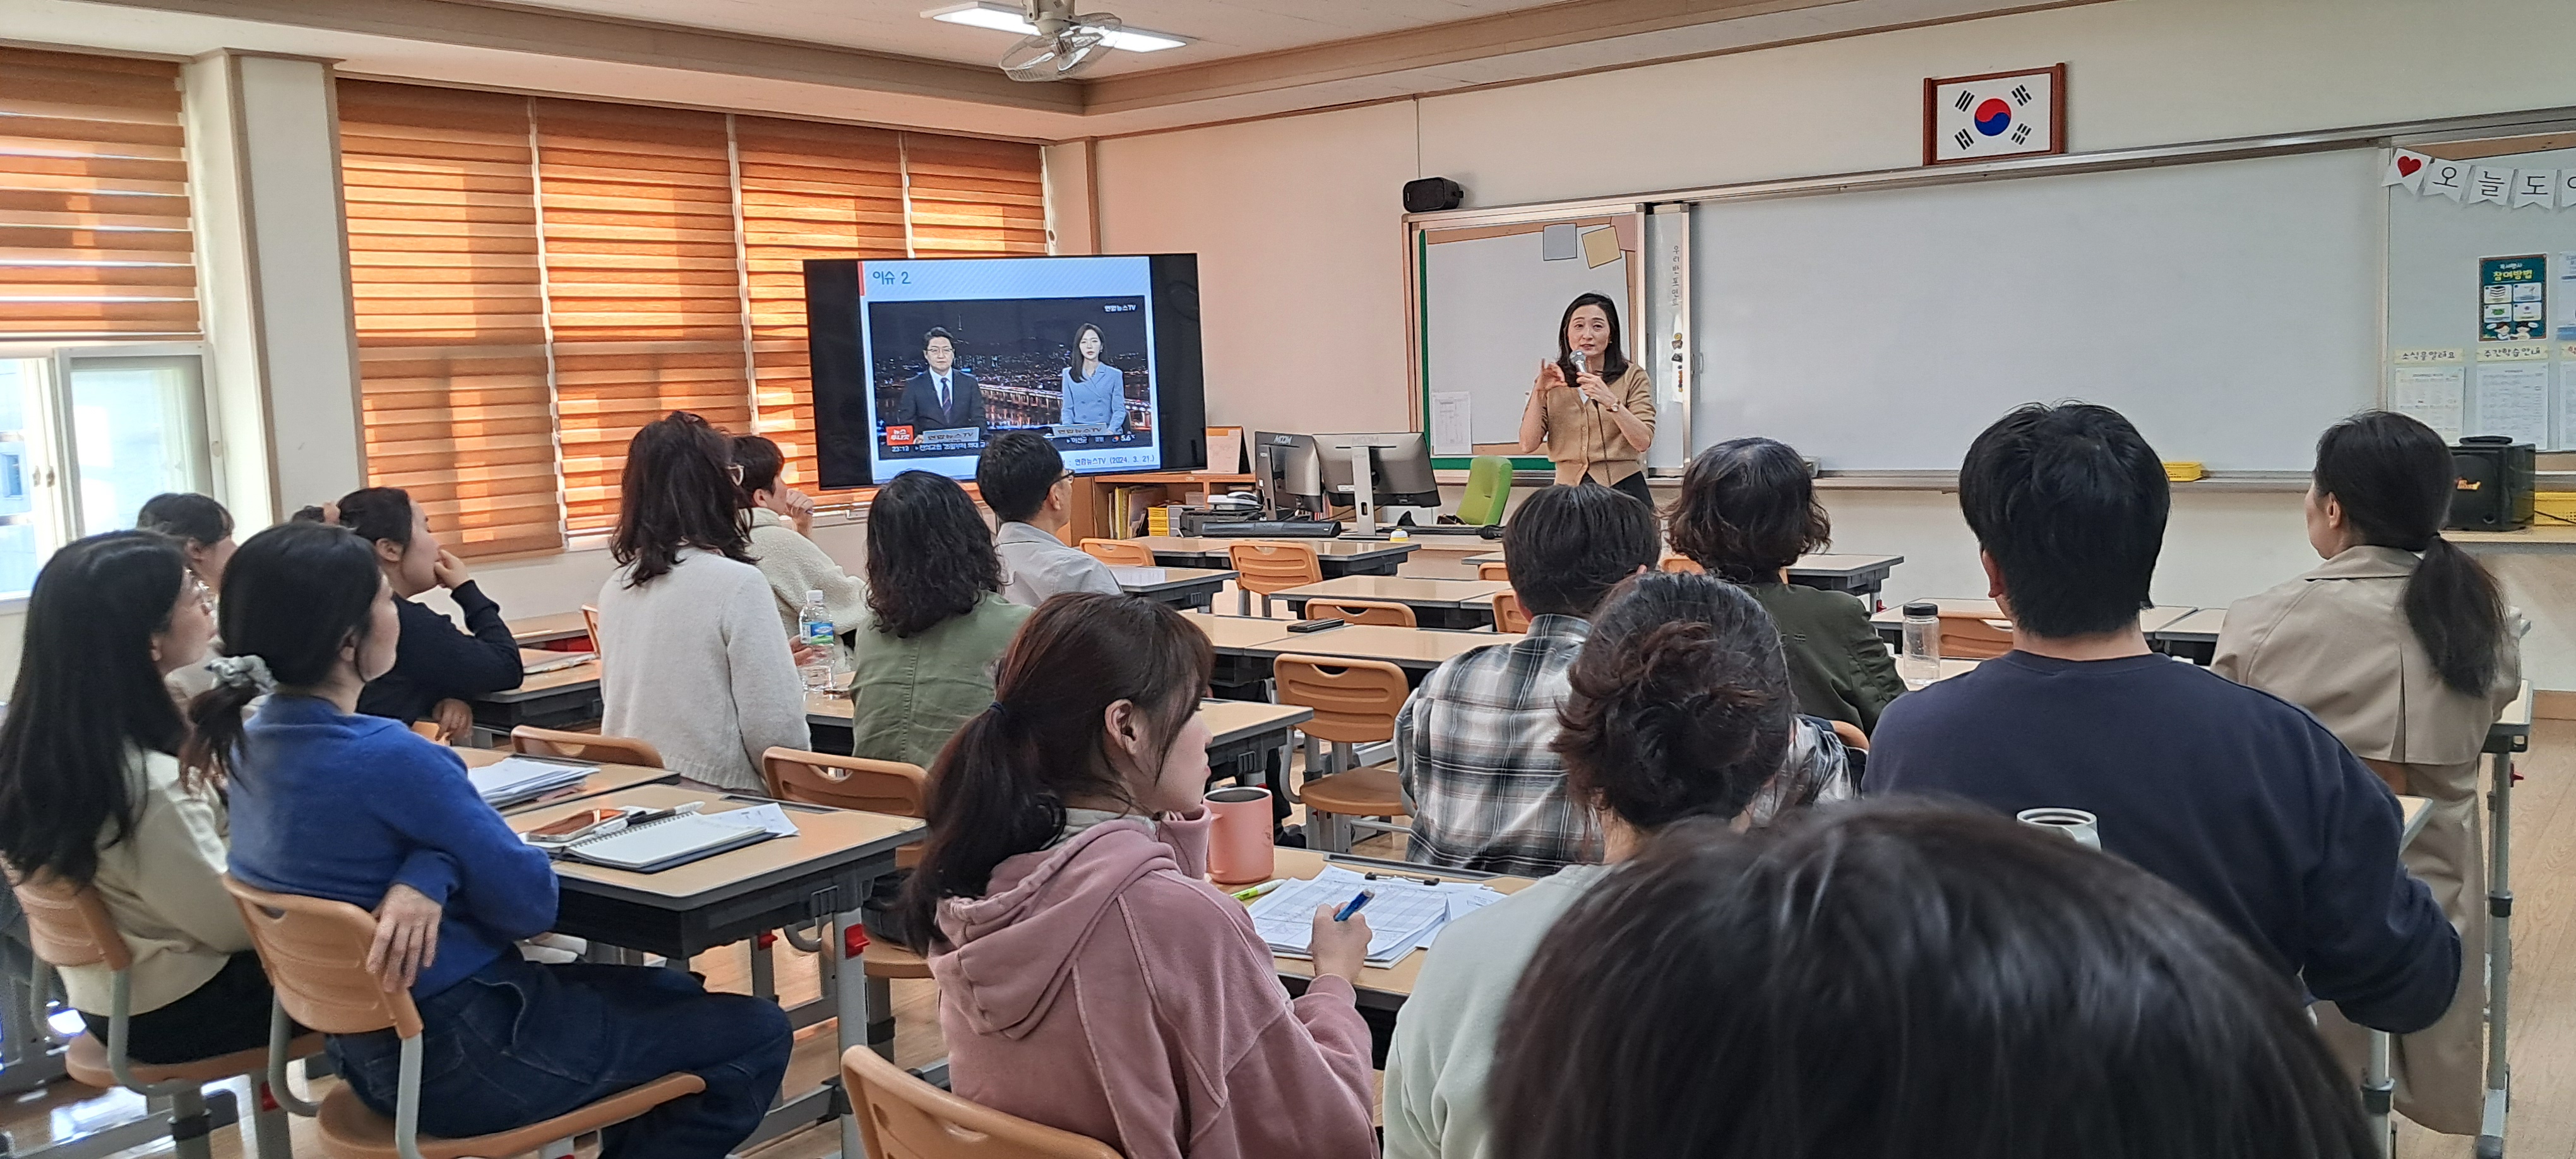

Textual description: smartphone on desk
[525,807,629,848]
[1287,618,1345,633]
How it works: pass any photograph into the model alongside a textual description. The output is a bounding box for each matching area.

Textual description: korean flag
[1927,68,2061,165]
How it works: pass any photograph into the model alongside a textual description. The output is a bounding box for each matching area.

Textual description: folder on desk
[564,811,772,873]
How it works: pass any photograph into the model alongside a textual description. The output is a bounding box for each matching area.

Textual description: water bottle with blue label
[798,589,835,692]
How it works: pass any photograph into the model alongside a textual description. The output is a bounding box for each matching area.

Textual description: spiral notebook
[563,811,773,873]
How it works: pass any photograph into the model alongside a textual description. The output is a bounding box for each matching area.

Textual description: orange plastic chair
[1301,598,1415,627]
[1270,655,1411,853]
[759,747,934,1050]
[844,1045,1119,1159]
[1476,561,1510,582]
[1491,591,1530,633]
[1659,553,1704,574]
[1937,612,2016,660]
[1078,538,1154,566]
[510,727,662,768]
[580,604,605,663]
[13,873,325,1159]
[225,876,703,1159]
[408,721,445,742]
[1225,541,1323,615]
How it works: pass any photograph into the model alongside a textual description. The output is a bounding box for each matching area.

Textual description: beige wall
[1090,0,2576,688]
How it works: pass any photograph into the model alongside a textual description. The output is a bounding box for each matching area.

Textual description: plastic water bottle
[797,590,835,692]
[1900,601,1941,690]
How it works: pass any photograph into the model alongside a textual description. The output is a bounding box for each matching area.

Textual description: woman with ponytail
[903,593,1376,1159]
[298,487,523,740]
[2215,410,2522,1136]
[211,522,790,1159]
[1383,570,1849,1159]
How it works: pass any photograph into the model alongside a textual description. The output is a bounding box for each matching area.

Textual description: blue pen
[1333,890,1375,922]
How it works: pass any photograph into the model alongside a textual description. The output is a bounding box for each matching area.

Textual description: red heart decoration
[2397,155,2423,177]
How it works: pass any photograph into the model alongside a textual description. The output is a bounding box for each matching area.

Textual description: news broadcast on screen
[803,254,1207,489]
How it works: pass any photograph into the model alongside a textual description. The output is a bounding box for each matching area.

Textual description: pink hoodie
[930,812,1378,1159]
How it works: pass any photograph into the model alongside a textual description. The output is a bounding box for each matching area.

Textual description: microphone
[1570,350,1599,407]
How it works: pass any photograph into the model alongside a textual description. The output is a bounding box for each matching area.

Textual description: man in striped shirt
[1396,484,1660,875]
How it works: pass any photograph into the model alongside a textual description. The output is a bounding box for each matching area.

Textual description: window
[340,81,1047,556]
[0,350,212,598]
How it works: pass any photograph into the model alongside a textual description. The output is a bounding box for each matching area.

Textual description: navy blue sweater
[228,696,558,997]
[1868,651,2459,1034]
[355,581,523,726]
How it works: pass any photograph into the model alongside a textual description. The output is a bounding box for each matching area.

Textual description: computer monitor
[1250,431,1327,516]
[1319,432,1441,530]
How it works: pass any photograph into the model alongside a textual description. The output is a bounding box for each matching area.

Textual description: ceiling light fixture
[923,2,1190,53]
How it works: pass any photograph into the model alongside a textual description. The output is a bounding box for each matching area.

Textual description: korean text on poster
[2479,255,2547,343]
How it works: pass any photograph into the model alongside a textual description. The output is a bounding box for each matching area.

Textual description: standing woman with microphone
[1518,292,1657,506]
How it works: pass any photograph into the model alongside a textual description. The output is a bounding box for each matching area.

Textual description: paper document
[467,756,592,805]
[724,802,804,838]
[1429,391,1473,455]
[2474,364,2551,444]
[1245,865,1506,966]
[2389,365,2464,443]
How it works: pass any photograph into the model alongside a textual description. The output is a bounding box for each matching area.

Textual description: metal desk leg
[2480,749,2513,1159]
[830,908,869,1159]
[2364,1029,2393,1157]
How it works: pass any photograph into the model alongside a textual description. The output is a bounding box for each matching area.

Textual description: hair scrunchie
[209,654,277,695]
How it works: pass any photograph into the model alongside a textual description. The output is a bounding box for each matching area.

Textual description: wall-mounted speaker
[1404,177,1464,213]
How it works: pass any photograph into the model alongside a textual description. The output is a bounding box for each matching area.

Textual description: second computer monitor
[1317,432,1441,509]
[1250,431,1328,516]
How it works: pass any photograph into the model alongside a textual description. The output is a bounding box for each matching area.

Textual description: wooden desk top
[1111,566,1237,592]
[507,783,920,909]
[511,611,592,646]
[2399,796,2431,846]
[1181,611,1304,653]
[1256,850,1535,999]
[518,648,595,675]
[804,692,1312,750]
[1784,552,1907,576]
[1869,600,2197,635]
[1273,576,1510,608]
[2154,608,2229,642]
[1265,623,1523,667]
[481,658,601,701]
[2447,524,2576,548]
[459,748,676,812]
[1141,536,1420,561]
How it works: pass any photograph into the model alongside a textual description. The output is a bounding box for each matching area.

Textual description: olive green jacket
[1748,581,1906,735]
[846,592,1034,768]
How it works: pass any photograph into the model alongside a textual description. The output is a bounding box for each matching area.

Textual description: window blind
[0,47,199,342]
[532,99,753,535]
[899,133,1048,260]
[339,81,564,557]
[734,116,908,492]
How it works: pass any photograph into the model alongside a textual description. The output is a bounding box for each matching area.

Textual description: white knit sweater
[744,508,871,637]
[596,549,812,791]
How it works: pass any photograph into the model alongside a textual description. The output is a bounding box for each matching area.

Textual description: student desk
[2447,523,2576,552]
[469,657,604,739]
[801,692,1312,786]
[458,747,677,812]
[2479,682,2532,1156]
[1137,535,1419,578]
[1255,850,1536,1013]
[1469,550,1905,602]
[506,783,921,1157]
[2147,608,2229,663]
[1251,622,1524,679]
[1272,576,1512,630]
[1181,611,1308,691]
[511,610,593,648]
[1111,565,1237,610]
[1868,600,2197,649]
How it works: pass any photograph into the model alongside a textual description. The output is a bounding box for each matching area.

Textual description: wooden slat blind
[533,100,751,535]
[735,116,908,493]
[900,133,1048,259]
[0,47,198,341]
[339,81,564,557]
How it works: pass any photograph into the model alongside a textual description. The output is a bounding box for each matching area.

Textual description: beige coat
[2215,544,2522,1135]
[1532,364,1655,485]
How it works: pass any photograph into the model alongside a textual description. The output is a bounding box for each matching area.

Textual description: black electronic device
[1201,520,1343,538]
[1286,618,1345,633]
[2447,436,2534,532]
[1402,177,1464,213]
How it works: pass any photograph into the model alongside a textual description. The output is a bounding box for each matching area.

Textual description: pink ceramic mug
[1205,786,1275,887]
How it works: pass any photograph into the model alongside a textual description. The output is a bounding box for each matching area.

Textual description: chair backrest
[223,876,419,1039]
[9,872,130,972]
[581,604,605,663]
[1457,456,1513,526]
[1659,553,1703,574]
[408,720,446,742]
[513,727,664,768]
[1302,598,1414,628]
[1937,612,2015,660]
[1491,591,1530,633]
[1476,561,1510,582]
[1078,539,1154,566]
[845,1045,1121,1159]
[1225,542,1323,595]
[762,747,929,868]
[1270,655,1410,746]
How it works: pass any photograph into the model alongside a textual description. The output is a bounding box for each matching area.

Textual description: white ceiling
[499,0,1563,78]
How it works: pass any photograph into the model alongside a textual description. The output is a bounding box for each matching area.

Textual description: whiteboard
[1422,224,1631,446]
[1690,148,2384,471]
[2386,144,2576,450]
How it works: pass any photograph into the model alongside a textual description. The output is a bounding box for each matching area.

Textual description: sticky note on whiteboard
[1582,227,1621,268]
[1542,224,1580,261]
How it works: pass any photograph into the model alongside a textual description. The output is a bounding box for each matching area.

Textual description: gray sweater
[597,549,812,791]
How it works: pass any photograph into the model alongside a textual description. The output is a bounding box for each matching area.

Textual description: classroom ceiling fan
[996,0,1124,81]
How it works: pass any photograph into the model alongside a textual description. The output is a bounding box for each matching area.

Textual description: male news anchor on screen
[890,328,985,434]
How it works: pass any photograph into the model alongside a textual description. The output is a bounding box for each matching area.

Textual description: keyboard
[1200,520,1344,537]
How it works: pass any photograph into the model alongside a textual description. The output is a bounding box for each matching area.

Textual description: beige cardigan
[59,749,253,1016]
[2214,544,2522,766]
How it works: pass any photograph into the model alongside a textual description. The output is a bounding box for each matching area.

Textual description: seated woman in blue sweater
[189,521,790,1159]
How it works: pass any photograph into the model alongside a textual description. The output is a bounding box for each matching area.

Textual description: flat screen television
[804,254,1208,489]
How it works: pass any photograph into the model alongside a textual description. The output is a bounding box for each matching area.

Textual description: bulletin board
[2385,140,2576,451]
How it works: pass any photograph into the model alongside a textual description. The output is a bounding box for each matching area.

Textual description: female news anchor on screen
[1058,323,1127,434]
[1518,292,1657,506]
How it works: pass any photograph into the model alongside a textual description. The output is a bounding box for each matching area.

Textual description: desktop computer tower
[2448,436,2534,532]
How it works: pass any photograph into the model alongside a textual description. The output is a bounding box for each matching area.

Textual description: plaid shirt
[1396,615,1601,875]
[1395,614,1857,876]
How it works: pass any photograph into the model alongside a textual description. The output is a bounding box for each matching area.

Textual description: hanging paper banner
[2383,149,2432,193]
[2514,169,2559,208]
[2470,165,2514,205]
[2426,158,2468,201]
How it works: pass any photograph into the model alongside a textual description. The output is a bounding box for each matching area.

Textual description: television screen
[804,254,1207,489]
